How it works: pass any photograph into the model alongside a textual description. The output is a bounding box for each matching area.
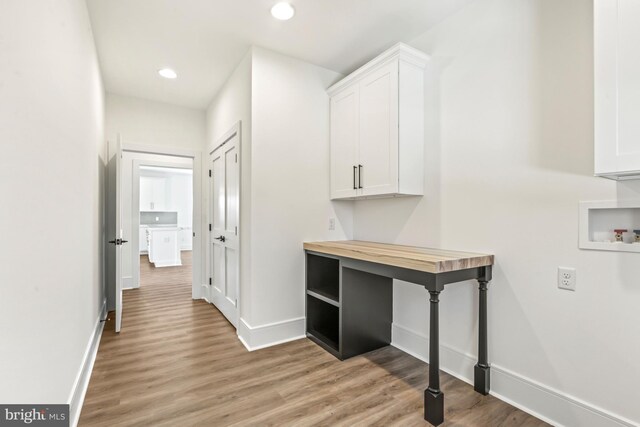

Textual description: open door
[209,127,240,327]
[109,137,127,332]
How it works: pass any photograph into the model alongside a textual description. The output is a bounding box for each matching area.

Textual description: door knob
[214,235,226,242]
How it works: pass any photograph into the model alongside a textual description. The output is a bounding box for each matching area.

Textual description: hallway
[78,256,546,426]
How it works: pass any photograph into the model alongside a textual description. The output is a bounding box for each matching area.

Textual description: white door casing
[115,137,124,333]
[209,124,240,328]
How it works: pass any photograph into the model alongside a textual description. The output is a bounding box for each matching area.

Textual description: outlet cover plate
[557,267,576,291]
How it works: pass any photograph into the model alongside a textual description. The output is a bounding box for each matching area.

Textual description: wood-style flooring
[79,251,547,426]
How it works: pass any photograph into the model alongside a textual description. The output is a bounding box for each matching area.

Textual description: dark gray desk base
[304,250,492,427]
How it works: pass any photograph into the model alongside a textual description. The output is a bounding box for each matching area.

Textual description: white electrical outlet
[557,267,576,291]
[329,218,336,231]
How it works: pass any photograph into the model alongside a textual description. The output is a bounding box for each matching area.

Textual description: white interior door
[112,137,126,333]
[209,130,240,327]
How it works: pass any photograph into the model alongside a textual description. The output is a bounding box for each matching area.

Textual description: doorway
[108,139,203,332]
[134,162,193,293]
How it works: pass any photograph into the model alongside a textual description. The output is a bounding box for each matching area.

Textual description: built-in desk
[303,240,495,426]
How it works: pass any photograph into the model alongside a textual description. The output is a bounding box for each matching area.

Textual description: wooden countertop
[303,240,494,274]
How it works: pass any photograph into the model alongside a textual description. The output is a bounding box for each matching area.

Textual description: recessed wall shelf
[579,200,640,253]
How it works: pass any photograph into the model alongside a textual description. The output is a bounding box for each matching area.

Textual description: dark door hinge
[209,169,212,177]
[235,153,238,163]
[209,224,212,231]
[209,277,212,285]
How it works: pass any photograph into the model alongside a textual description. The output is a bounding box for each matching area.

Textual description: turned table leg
[424,290,444,426]
[474,266,491,395]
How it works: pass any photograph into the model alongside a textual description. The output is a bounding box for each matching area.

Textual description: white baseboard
[200,284,210,302]
[238,317,305,351]
[122,276,135,290]
[391,323,637,427]
[68,299,107,427]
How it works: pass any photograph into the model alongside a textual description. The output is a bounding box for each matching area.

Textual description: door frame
[121,141,204,300]
[206,121,242,326]
[132,159,194,289]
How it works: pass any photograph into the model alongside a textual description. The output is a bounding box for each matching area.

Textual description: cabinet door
[358,61,399,196]
[151,177,167,211]
[140,177,153,210]
[331,86,360,199]
[595,0,640,176]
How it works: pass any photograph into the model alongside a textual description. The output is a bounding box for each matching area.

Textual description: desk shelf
[306,296,340,355]
[305,251,392,360]
[306,253,340,302]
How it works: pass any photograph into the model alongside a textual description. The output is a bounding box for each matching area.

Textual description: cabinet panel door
[358,61,399,196]
[140,177,153,210]
[151,177,167,211]
[595,0,640,175]
[331,87,360,199]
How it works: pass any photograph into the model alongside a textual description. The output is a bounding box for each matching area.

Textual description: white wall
[0,0,105,412]
[352,1,640,425]
[206,50,254,319]
[205,47,353,346]
[105,94,205,306]
[106,93,206,150]
[249,47,351,328]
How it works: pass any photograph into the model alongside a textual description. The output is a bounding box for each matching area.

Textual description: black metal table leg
[474,266,491,395]
[424,290,444,426]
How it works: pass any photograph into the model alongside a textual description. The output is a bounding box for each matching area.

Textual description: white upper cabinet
[328,43,428,199]
[330,86,360,199]
[140,176,167,211]
[595,0,640,179]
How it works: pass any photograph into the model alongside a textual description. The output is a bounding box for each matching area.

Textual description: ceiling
[86,0,474,109]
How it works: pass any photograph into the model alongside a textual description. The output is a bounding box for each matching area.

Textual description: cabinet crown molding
[327,43,429,97]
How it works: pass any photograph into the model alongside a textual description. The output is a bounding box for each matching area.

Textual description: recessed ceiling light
[158,68,177,79]
[271,2,295,20]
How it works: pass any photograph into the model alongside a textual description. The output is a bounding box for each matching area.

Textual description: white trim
[238,317,306,351]
[122,276,134,290]
[200,284,210,303]
[68,299,107,427]
[208,120,240,155]
[122,142,196,159]
[391,323,637,427]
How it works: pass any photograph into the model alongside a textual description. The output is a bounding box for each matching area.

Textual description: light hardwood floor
[79,252,547,426]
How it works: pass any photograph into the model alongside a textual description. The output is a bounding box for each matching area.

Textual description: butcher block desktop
[303,240,495,427]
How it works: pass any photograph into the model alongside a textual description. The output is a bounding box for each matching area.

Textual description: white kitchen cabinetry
[139,225,148,252]
[328,43,428,199]
[147,227,181,267]
[140,176,167,210]
[595,0,640,179]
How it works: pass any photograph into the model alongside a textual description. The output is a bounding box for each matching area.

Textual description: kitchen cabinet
[139,225,148,252]
[146,227,181,267]
[140,176,167,210]
[328,43,428,199]
[595,0,640,179]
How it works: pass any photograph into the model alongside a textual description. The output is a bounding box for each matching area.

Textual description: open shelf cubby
[306,253,340,302]
[579,200,640,253]
[306,295,339,353]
